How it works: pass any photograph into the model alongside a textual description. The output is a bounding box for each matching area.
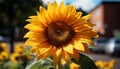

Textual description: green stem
[57,61,61,69]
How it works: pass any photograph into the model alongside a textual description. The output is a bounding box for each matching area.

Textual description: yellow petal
[70,6,76,13]
[59,1,65,9]
[30,47,37,53]
[28,16,37,18]
[59,4,73,21]
[58,2,66,21]
[73,41,86,52]
[71,19,84,28]
[74,25,91,32]
[80,30,99,38]
[68,17,80,26]
[53,1,58,11]
[63,4,72,20]
[24,32,45,40]
[26,16,47,27]
[73,41,90,53]
[70,48,79,61]
[24,31,34,38]
[63,44,73,54]
[75,35,95,46]
[36,11,48,26]
[65,13,76,24]
[36,50,41,59]
[82,43,90,53]
[59,1,66,11]
[39,45,52,55]
[47,2,57,22]
[39,6,51,24]
[36,45,53,59]
[66,4,73,13]
[52,48,62,66]
[61,49,70,64]
[71,18,90,28]
[53,1,60,20]
[76,12,82,18]
[41,46,56,59]
[39,6,46,12]
[85,22,96,27]
[82,14,92,20]
[24,24,44,32]
[25,39,40,46]
[25,34,46,46]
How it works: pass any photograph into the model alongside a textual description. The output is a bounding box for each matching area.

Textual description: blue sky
[65,0,102,12]
[42,0,119,12]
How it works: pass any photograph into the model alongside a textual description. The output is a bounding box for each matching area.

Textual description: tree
[0,0,43,52]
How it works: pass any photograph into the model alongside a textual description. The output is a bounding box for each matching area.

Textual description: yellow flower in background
[95,60,105,68]
[0,42,8,52]
[0,43,9,60]
[95,60,115,69]
[11,53,21,63]
[14,43,25,54]
[0,52,9,60]
[108,60,115,68]
[10,52,31,64]
[24,1,98,66]
[70,62,80,69]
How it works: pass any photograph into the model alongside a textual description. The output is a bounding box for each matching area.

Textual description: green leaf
[25,58,54,69]
[38,58,54,69]
[72,53,98,69]
[25,58,41,69]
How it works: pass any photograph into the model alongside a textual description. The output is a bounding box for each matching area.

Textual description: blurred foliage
[0,0,43,33]
[0,0,43,45]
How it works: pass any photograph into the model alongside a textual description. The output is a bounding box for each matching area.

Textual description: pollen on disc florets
[45,22,75,47]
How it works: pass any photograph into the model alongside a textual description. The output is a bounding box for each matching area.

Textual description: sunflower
[0,52,9,60]
[0,42,8,52]
[24,1,98,66]
[14,43,25,54]
[10,53,21,63]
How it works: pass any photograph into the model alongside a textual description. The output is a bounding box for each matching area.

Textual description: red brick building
[90,1,120,38]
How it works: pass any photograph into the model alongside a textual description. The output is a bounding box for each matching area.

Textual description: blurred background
[0,0,120,69]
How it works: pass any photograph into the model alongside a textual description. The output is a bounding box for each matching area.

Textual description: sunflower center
[15,56,20,61]
[45,22,75,47]
[2,55,7,60]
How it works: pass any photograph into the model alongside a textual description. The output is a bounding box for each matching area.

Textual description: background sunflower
[14,43,25,54]
[10,53,21,63]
